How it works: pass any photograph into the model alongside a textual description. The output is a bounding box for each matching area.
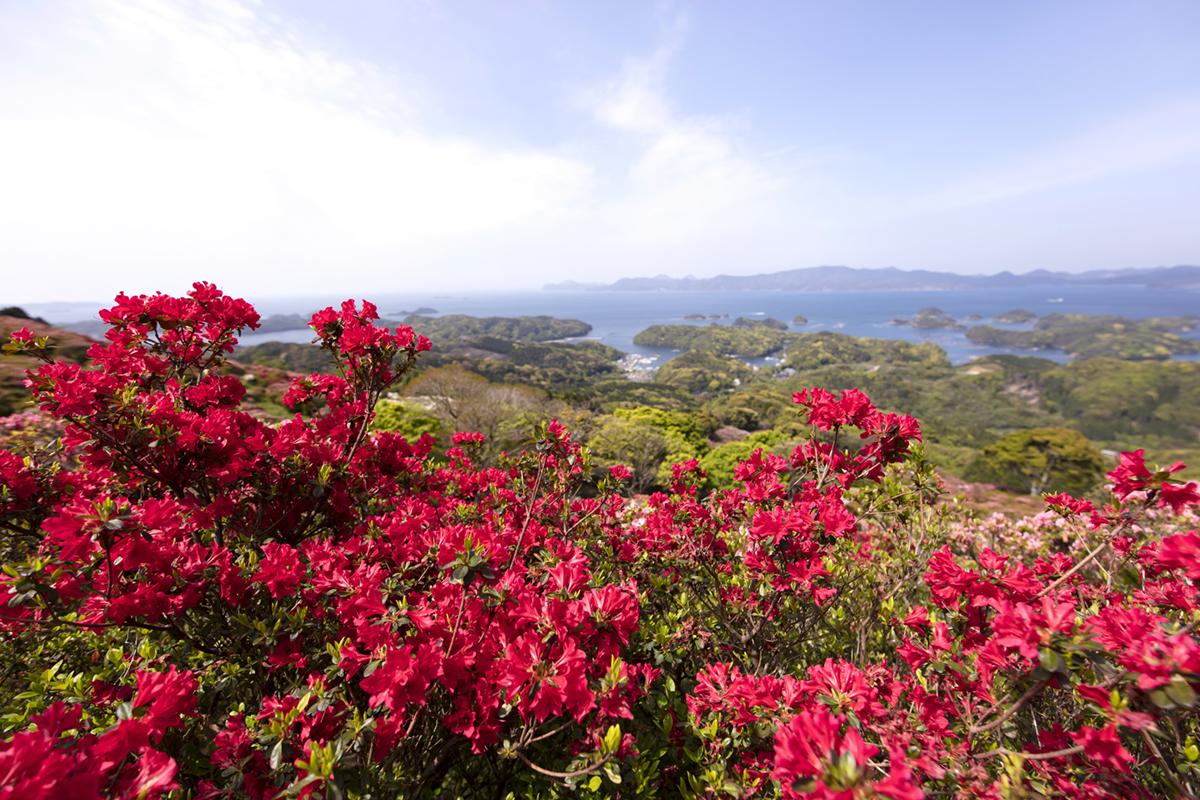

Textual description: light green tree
[700,430,791,490]
[588,416,670,493]
[371,400,441,440]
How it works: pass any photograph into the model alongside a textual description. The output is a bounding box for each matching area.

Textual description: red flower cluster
[1108,449,1200,514]
[1,284,646,797]
[2,283,1200,799]
[0,668,195,800]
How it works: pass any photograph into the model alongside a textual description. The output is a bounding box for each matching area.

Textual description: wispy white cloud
[925,97,1200,210]
[577,18,799,250]
[586,17,682,135]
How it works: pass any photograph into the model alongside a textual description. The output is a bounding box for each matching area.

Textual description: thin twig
[968,679,1049,735]
[975,744,1084,761]
[515,749,615,780]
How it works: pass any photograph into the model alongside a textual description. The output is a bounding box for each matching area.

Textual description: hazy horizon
[4,0,1200,302]
[10,262,1200,311]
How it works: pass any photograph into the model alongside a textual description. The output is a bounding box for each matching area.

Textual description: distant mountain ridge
[543,265,1200,292]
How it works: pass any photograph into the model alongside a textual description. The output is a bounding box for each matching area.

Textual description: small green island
[966,313,1200,359]
[993,308,1037,324]
[889,306,964,330]
[632,322,791,357]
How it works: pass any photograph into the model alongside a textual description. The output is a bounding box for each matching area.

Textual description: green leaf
[282,773,323,797]
[1167,678,1197,707]
[603,724,621,754]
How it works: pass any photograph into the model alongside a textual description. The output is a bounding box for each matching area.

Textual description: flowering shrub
[2,284,1200,798]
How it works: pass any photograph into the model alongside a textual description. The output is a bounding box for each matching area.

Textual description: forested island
[965,313,1200,359]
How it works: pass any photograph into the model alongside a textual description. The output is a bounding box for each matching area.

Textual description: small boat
[1047,297,1064,304]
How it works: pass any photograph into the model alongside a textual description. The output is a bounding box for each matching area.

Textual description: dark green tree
[964,426,1105,495]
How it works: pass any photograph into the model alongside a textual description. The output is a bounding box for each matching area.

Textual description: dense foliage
[655,351,754,394]
[779,334,949,371]
[3,285,1200,798]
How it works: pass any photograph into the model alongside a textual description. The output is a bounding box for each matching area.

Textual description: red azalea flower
[774,706,878,797]
[1070,724,1133,774]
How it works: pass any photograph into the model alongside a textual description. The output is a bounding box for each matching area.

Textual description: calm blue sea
[25,285,1200,366]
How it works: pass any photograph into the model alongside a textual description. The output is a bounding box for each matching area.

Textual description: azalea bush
[1,284,1199,799]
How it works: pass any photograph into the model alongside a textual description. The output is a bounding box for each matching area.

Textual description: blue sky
[2,0,1200,301]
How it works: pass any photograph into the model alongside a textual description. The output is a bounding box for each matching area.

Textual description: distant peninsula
[543,265,1200,292]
